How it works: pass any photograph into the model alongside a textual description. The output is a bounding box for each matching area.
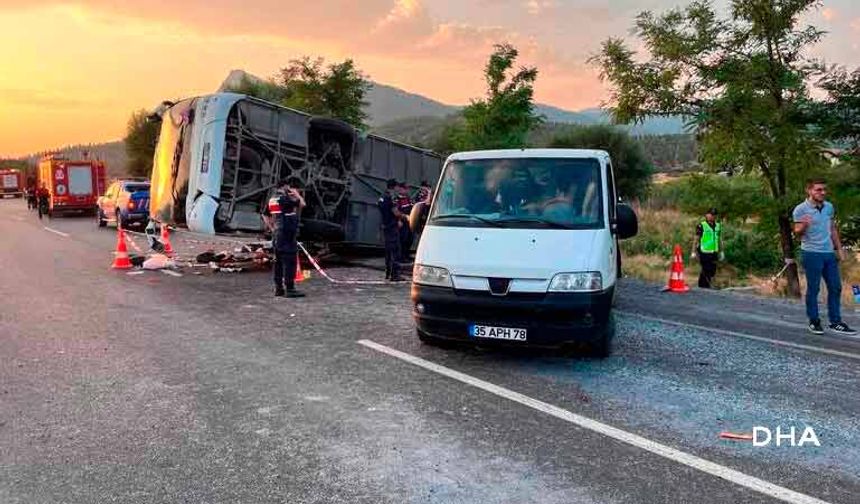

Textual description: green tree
[124,109,161,178]
[548,125,653,200]
[277,57,370,129]
[818,67,860,156]
[591,0,840,297]
[228,58,371,130]
[452,43,543,150]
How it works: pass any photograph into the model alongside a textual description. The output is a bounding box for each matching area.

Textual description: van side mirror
[409,201,429,235]
[615,203,638,239]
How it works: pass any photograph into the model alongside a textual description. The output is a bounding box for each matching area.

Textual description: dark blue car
[97,180,150,228]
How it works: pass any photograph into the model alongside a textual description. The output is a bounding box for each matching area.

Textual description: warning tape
[120,226,405,286]
[124,232,146,254]
[297,242,395,286]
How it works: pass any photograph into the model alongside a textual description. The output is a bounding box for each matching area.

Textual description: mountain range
[11,70,690,175]
[220,69,688,135]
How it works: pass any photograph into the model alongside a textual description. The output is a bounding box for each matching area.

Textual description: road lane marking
[43,227,69,238]
[358,339,833,504]
[161,270,183,277]
[618,311,860,361]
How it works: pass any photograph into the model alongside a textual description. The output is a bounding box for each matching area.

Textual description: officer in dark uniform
[264,180,306,297]
[379,178,404,281]
[37,186,50,220]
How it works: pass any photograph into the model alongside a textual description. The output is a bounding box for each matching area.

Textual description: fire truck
[37,155,106,216]
[0,168,24,198]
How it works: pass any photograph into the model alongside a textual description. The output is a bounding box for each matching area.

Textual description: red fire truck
[0,168,23,198]
[37,155,106,216]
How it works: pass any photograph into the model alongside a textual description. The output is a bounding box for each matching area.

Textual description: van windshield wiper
[495,217,574,229]
[430,214,504,227]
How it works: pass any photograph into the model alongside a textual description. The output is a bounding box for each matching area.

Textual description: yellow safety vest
[699,221,721,253]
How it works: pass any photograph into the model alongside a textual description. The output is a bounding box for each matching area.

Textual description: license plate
[469,324,527,341]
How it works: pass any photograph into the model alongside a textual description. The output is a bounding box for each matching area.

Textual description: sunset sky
[1,0,858,157]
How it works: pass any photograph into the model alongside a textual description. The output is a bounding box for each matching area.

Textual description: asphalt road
[2,198,859,504]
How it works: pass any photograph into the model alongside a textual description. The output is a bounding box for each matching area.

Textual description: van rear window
[124,184,149,193]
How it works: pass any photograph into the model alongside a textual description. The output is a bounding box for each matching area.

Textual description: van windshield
[428,157,604,229]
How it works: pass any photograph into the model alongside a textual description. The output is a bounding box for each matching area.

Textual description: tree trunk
[777,211,801,298]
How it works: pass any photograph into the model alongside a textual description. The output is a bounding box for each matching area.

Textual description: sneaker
[286,290,306,298]
[274,287,285,297]
[829,322,858,336]
[389,276,406,282]
[808,320,824,335]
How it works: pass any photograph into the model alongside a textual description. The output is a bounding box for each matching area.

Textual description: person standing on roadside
[691,207,723,289]
[378,178,404,282]
[264,180,306,298]
[37,185,50,220]
[793,178,856,335]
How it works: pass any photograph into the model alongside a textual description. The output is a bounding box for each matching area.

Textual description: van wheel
[589,314,615,359]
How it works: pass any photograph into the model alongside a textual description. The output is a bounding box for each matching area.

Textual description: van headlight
[549,272,602,292]
[413,265,453,288]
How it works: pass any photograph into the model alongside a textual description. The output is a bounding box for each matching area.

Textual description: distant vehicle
[37,155,106,216]
[148,93,442,252]
[0,168,23,198]
[409,149,639,357]
[97,180,150,228]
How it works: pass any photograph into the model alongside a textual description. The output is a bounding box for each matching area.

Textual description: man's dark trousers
[274,250,298,290]
[698,252,717,288]
[802,251,842,323]
[384,230,401,279]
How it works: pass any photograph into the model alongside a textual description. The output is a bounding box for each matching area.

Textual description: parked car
[97,180,150,228]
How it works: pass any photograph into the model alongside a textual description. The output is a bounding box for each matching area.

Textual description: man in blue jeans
[793,178,856,335]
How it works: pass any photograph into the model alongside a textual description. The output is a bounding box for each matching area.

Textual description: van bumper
[411,284,614,348]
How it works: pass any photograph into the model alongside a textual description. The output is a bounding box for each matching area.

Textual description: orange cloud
[1,0,857,157]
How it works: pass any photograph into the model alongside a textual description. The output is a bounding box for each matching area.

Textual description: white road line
[161,270,183,277]
[618,311,860,361]
[43,227,69,238]
[358,339,833,504]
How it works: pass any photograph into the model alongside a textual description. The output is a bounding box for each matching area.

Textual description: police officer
[691,207,723,289]
[264,180,306,298]
[379,178,404,282]
[37,186,50,220]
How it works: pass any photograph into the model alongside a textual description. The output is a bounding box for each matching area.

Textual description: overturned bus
[148,93,442,249]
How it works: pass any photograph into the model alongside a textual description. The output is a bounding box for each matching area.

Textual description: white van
[410,149,638,357]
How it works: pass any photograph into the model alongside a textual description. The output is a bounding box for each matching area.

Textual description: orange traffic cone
[112,228,132,269]
[664,244,690,293]
[294,256,304,283]
[160,225,174,257]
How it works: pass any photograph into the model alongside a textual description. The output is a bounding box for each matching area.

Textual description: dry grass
[622,210,860,309]
[755,252,860,308]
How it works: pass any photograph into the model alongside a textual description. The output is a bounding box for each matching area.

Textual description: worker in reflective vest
[691,207,723,289]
